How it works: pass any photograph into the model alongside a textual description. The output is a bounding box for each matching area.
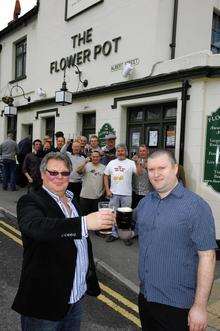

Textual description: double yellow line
[0,220,141,328]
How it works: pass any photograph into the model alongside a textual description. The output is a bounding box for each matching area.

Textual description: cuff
[81,216,88,237]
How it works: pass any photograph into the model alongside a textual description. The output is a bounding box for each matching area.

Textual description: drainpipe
[179,80,191,165]
[170,0,178,59]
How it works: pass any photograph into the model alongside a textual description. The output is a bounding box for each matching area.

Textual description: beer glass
[98,201,114,234]
[116,207,133,230]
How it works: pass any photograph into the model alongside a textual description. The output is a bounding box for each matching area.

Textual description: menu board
[204,108,220,193]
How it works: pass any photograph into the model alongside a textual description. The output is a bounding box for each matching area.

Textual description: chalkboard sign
[204,108,220,193]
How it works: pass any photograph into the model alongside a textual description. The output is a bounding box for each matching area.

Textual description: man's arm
[17,194,114,242]
[188,250,216,331]
[104,174,112,197]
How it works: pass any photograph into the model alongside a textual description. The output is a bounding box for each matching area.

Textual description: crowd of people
[0,131,155,246]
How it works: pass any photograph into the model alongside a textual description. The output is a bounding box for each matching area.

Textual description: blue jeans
[21,299,83,331]
[110,194,132,238]
[2,159,16,190]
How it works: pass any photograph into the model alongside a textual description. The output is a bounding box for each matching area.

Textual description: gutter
[170,0,179,59]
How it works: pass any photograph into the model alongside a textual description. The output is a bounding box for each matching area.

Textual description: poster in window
[131,132,140,147]
[148,130,158,147]
[166,130,175,147]
[65,0,103,20]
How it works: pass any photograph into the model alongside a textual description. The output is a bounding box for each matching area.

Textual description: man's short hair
[116,144,128,155]
[7,132,14,139]
[148,149,177,165]
[33,139,42,146]
[91,150,101,156]
[55,131,64,138]
[40,152,72,173]
[89,135,99,141]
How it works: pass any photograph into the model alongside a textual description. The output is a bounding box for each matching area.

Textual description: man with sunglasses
[12,152,115,331]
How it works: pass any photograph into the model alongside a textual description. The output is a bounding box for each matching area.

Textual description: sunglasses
[46,169,70,177]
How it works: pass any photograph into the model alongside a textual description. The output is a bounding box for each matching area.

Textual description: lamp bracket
[9,83,31,102]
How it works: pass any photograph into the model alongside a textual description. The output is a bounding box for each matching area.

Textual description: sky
[0,0,37,30]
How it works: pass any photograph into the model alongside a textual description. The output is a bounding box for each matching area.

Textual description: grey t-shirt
[80,162,105,199]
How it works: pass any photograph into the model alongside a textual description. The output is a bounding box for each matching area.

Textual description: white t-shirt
[104,158,137,196]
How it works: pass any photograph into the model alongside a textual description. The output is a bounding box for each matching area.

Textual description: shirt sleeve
[104,163,110,175]
[81,216,88,238]
[188,197,217,251]
[132,160,137,174]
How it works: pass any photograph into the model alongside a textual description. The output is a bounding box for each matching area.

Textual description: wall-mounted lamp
[1,84,31,116]
[55,65,88,106]
[122,63,133,77]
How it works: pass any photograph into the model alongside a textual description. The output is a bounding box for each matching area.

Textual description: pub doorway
[127,102,177,156]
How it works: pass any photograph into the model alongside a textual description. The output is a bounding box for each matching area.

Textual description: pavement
[0,185,220,330]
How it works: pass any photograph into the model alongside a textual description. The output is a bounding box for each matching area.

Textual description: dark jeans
[138,293,189,331]
[80,197,102,215]
[2,159,16,190]
[67,182,82,205]
[21,299,82,331]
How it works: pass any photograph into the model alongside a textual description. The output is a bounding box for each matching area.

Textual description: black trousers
[138,293,189,331]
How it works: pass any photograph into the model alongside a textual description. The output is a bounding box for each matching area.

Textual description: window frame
[15,38,27,80]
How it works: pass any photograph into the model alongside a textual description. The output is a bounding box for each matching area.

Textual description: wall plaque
[204,108,220,193]
[65,0,103,20]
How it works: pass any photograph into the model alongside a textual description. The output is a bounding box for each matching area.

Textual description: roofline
[0,1,39,40]
[17,65,220,110]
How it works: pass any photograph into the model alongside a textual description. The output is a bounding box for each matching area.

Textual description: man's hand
[86,211,115,231]
[106,189,113,198]
[188,304,208,331]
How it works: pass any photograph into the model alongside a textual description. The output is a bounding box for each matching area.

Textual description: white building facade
[0,0,220,239]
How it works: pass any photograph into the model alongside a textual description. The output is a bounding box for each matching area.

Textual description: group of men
[0,132,217,330]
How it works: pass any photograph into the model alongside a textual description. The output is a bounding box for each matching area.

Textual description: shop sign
[204,108,220,193]
[98,123,116,147]
[50,28,121,74]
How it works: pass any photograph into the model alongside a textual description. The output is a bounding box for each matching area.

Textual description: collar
[151,182,185,200]
[43,185,73,202]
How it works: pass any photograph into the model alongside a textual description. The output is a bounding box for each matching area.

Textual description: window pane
[129,110,143,121]
[164,106,176,119]
[211,12,220,53]
[15,39,26,79]
[16,57,23,77]
[147,107,161,120]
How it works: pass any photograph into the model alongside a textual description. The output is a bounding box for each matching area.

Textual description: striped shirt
[43,186,89,304]
[136,182,217,308]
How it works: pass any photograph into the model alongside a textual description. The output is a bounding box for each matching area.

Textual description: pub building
[0,0,220,244]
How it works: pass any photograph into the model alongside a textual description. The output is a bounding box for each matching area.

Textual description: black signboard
[204,108,220,193]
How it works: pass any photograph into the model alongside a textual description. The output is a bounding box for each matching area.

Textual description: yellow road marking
[0,220,141,328]
[99,282,138,313]
[98,294,141,328]
[0,226,23,246]
[0,220,21,236]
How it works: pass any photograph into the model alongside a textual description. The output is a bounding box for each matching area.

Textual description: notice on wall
[166,130,176,147]
[148,130,158,147]
[65,0,103,20]
[204,108,220,193]
[132,132,140,147]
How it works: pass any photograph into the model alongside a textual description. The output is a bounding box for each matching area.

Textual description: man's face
[147,154,178,196]
[139,147,148,159]
[90,137,98,148]
[34,141,42,152]
[81,137,87,147]
[56,137,65,149]
[44,141,51,150]
[106,138,115,149]
[91,152,101,164]
[72,142,81,154]
[116,147,126,160]
[41,159,70,196]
